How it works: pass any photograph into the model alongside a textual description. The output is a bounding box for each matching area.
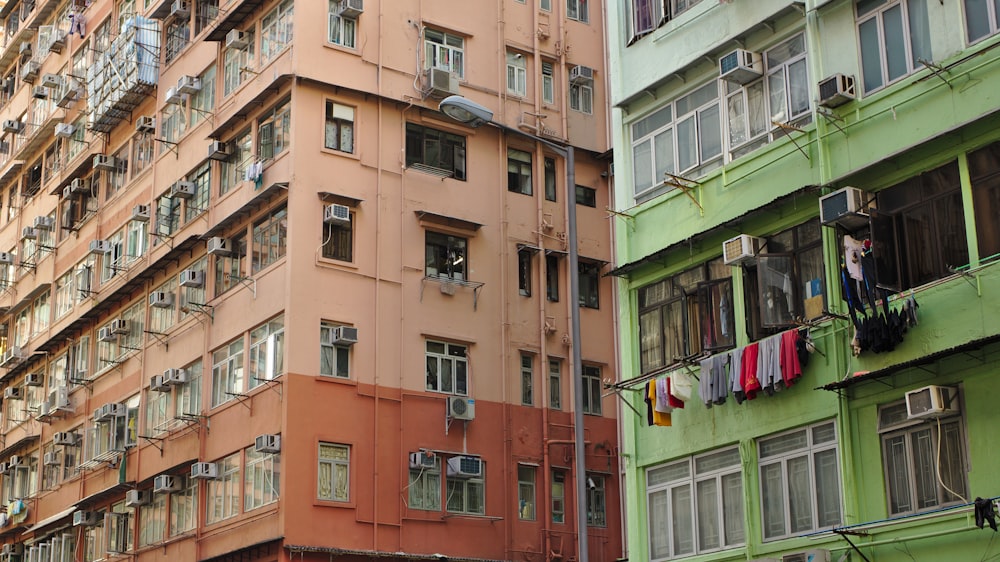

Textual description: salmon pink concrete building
[0,0,621,561]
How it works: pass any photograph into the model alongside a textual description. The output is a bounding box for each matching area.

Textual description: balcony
[87,17,161,133]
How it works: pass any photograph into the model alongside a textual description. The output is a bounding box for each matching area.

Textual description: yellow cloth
[649,381,672,426]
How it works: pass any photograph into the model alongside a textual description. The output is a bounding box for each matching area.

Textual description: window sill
[320,146,358,160]
[316,256,357,270]
[314,498,355,509]
[315,374,356,386]
[322,42,359,56]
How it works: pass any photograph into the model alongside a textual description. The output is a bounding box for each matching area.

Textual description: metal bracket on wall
[663,173,703,215]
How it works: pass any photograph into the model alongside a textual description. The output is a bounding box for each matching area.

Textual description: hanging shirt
[741,343,761,400]
[780,330,803,387]
[648,382,672,426]
[654,378,673,414]
[844,235,865,282]
[671,371,694,403]
[729,347,745,404]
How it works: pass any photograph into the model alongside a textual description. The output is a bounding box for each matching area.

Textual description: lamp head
[438,95,494,128]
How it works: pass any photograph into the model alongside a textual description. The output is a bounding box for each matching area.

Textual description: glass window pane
[649,490,670,559]
[671,484,694,555]
[696,480,720,550]
[787,59,810,117]
[721,472,744,545]
[653,129,674,182]
[787,456,813,533]
[814,449,841,526]
[885,434,912,513]
[676,117,697,171]
[907,0,932,66]
[698,104,722,162]
[859,18,884,91]
[760,463,785,539]
[695,448,740,473]
[727,94,747,146]
[884,5,909,82]
[633,140,653,194]
[911,428,938,509]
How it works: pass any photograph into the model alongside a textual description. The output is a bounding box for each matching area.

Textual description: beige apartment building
[0,0,620,561]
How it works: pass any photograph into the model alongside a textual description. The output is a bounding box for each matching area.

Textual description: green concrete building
[606,1,1000,561]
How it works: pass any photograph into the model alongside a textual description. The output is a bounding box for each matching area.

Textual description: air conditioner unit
[93,154,116,170]
[163,368,188,385]
[89,239,111,254]
[225,30,249,50]
[131,204,151,222]
[125,489,151,507]
[191,462,218,479]
[19,41,31,57]
[0,252,13,265]
[447,396,475,421]
[135,115,155,133]
[49,387,71,412]
[323,203,351,225]
[94,402,126,422]
[70,177,90,193]
[73,511,100,527]
[569,65,594,84]
[56,80,80,107]
[207,140,230,161]
[0,462,8,474]
[21,61,39,83]
[43,451,60,466]
[8,455,21,467]
[426,67,460,97]
[409,451,437,469]
[75,266,92,294]
[31,85,48,99]
[98,326,116,342]
[154,474,183,493]
[3,387,22,400]
[38,400,51,418]
[206,237,232,256]
[41,73,62,88]
[170,181,196,199]
[338,0,363,18]
[178,269,204,288]
[176,75,201,95]
[49,29,67,53]
[24,372,42,387]
[781,549,830,562]
[329,326,358,346]
[2,120,23,134]
[53,431,78,446]
[149,291,174,308]
[21,226,36,240]
[33,215,54,230]
[169,0,190,19]
[905,385,960,420]
[817,74,856,108]
[819,186,875,228]
[446,455,482,478]
[719,49,763,84]
[722,234,765,266]
[111,318,131,334]
[1,347,24,366]
[149,374,169,392]
[1,543,22,556]
[164,86,185,105]
[254,434,281,454]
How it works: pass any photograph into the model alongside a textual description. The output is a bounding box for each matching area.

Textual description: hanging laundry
[699,355,730,407]
[844,235,865,282]
[654,378,673,414]
[779,330,803,387]
[729,347,745,404]
[666,377,684,409]
[643,381,654,427]
[69,12,86,38]
[648,382,671,426]
[670,371,694,403]
[758,334,782,395]
[976,497,998,531]
[740,343,761,400]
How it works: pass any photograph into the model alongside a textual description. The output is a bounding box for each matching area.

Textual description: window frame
[324,100,355,154]
[425,340,469,396]
[586,473,606,527]
[327,0,357,48]
[518,464,537,520]
[320,321,352,379]
[856,0,932,93]
[317,442,350,502]
[206,452,240,524]
[424,231,468,281]
[520,352,534,406]
[567,0,589,23]
[581,364,602,415]
[424,28,465,78]
[408,454,441,511]
[405,123,467,180]
[507,147,533,195]
[506,51,528,97]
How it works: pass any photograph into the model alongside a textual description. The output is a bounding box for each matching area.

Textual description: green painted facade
[607,0,1000,561]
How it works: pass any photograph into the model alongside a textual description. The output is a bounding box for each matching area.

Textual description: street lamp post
[439,95,588,562]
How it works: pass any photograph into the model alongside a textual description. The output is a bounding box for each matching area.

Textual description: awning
[21,506,75,536]
[202,182,288,240]
[516,243,540,254]
[0,435,39,459]
[73,482,131,508]
[415,211,483,232]
[205,0,268,42]
[318,192,363,208]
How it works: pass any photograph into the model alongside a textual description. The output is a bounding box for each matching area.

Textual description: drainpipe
[372,0,385,550]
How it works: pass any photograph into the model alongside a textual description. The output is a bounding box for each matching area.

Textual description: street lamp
[438,95,588,562]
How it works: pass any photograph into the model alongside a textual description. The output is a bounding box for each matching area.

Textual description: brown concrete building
[0,0,621,561]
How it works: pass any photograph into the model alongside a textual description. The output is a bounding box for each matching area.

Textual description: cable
[936,416,968,505]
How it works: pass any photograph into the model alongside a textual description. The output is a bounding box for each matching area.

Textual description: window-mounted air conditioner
[8,455,21,467]
[2,120,23,134]
[323,203,351,225]
[169,0,190,19]
[817,74,855,108]
[56,79,80,108]
[31,85,48,99]
[722,234,764,266]
[719,49,763,84]
[110,318,131,335]
[176,75,201,95]
[135,115,155,134]
[0,462,8,474]
[178,268,204,288]
[149,291,174,308]
[154,474,183,493]
[819,186,875,229]
[338,0,364,18]
[125,489,151,507]
[49,386,71,412]
[71,177,90,193]
[254,434,281,454]
[38,399,52,418]
[93,154,116,170]
[781,549,830,562]
[93,402,126,422]
[89,239,111,254]
[131,204,151,222]
[905,385,960,420]
[164,86,185,105]
[0,252,12,265]
[150,374,170,392]
[409,451,437,469]
[62,185,72,199]
[3,387,22,400]
[53,431,78,446]
[163,368,188,385]
[49,29,67,53]
[191,462,218,479]
[43,451,60,466]
[73,511,100,527]
[225,29,249,50]
[207,140,229,161]
[1,346,24,366]
[1,543,23,556]
[98,326,116,342]
[41,73,62,88]
[24,372,42,387]
[21,61,39,83]
[426,67,460,97]
[206,237,232,256]
[329,326,358,346]
[446,455,482,478]
[33,216,54,231]
[18,41,31,56]
[21,226,36,240]
[170,181,196,199]
[447,396,475,421]
[569,65,594,84]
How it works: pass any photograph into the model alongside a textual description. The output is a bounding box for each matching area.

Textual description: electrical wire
[936,416,968,505]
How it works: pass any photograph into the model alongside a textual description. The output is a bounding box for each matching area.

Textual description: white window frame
[408,455,441,511]
[174,360,202,419]
[327,0,357,48]
[567,0,589,22]
[965,0,1000,43]
[138,491,166,546]
[320,322,351,378]
[244,445,280,511]
[247,315,284,390]
[170,473,198,535]
[425,340,469,396]
[445,461,485,515]
[506,52,527,97]
[424,28,465,78]
[569,81,593,114]
[211,337,244,407]
[856,0,932,93]
[206,453,240,524]
[541,61,555,104]
[260,0,293,64]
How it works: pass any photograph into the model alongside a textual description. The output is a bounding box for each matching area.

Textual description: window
[759,421,842,539]
[582,365,602,415]
[548,358,561,409]
[164,16,190,64]
[106,501,134,554]
[408,454,441,510]
[82,512,106,562]
[508,148,532,195]
[175,360,202,419]
[638,259,734,375]
[214,234,245,296]
[579,260,600,308]
[425,340,468,395]
[100,229,125,283]
[857,0,932,92]
[546,254,559,302]
[190,66,216,128]
[320,322,351,378]
[725,34,810,160]
[127,210,148,263]
[567,0,589,22]
[586,474,606,526]
[518,465,536,520]
[149,276,178,334]
[184,163,211,222]
[325,101,355,153]
[55,271,73,319]
[542,61,555,105]
[221,128,252,195]
[145,388,170,437]
[518,247,533,297]
[318,442,350,501]
[154,192,181,240]
[195,0,219,35]
[425,231,467,280]
[424,28,464,78]
[206,453,240,524]
[506,52,527,97]
[630,0,664,41]
[970,141,1000,260]
[251,204,287,272]
[552,470,566,522]
[260,0,293,63]
[248,315,284,389]
[569,79,593,114]
[223,30,255,96]
[647,447,744,559]
[258,98,291,161]
[541,0,551,10]
[406,123,466,179]
[520,353,533,405]
[327,0,357,48]
[321,204,353,262]
[170,474,198,535]
[244,444,280,510]
[138,492,166,546]
[446,459,484,514]
[31,292,49,337]
[879,399,968,515]
[211,337,244,407]
[965,0,1000,43]
[631,81,722,196]
[870,161,968,292]
[576,185,597,207]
